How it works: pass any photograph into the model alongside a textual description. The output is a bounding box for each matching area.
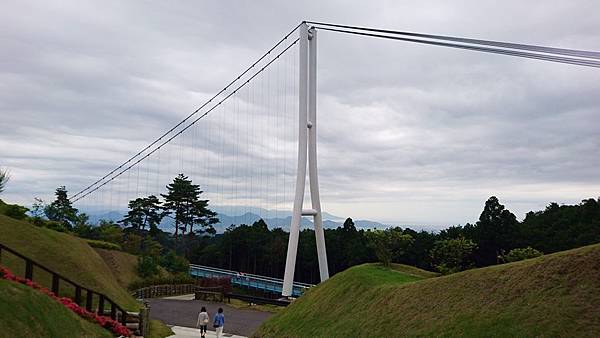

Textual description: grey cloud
[1,0,599,229]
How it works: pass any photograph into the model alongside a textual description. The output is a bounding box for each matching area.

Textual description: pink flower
[0,265,131,337]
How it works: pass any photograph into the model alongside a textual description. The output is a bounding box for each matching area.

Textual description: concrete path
[147,295,272,337]
[167,325,247,338]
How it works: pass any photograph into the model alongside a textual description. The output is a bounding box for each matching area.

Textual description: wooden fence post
[110,302,117,320]
[75,286,82,305]
[25,260,33,280]
[98,295,105,315]
[120,310,127,325]
[52,274,60,295]
[140,301,150,336]
[86,289,93,311]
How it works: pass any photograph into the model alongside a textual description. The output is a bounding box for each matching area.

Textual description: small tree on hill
[44,186,78,229]
[30,197,46,225]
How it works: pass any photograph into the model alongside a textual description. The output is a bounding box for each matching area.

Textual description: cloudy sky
[1,0,599,229]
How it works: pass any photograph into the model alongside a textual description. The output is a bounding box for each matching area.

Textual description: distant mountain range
[84,207,389,234]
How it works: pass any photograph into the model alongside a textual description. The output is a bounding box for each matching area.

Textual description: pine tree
[44,186,78,229]
[472,196,519,265]
[162,174,218,252]
[120,195,165,232]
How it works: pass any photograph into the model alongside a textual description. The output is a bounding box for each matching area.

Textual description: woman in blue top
[213,307,225,338]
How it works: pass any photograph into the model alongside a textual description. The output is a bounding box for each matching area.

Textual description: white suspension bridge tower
[282,23,328,297]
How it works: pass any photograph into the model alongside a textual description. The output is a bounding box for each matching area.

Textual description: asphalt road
[147,298,273,337]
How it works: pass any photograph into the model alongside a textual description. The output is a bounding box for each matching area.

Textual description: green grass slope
[0,214,138,310]
[94,248,140,289]
[147,320,175,338]
[0,279,112,338]
[255,244,600,338]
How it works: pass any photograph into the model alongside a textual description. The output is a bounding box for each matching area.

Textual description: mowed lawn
[255,243,600,338]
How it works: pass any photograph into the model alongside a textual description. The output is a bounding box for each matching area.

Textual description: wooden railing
[0,243,130,326]
[132,283,221,299]
[131,282,290,307]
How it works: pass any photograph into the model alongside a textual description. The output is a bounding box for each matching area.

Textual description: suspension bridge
[189,264,312,297]
[68,21,600,297]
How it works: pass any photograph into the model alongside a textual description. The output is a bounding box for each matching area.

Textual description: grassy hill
[0,214,139,310]
[94,248,140,289]
[255,244,600,338]
[0,279,112,338]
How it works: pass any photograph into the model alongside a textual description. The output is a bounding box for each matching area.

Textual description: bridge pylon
[282,22,329,297]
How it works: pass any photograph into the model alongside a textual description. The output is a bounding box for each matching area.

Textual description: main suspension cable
[313,26,600,68]
[307,21,600,61]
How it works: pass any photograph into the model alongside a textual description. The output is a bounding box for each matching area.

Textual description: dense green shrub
[137,255,160,279]
[128,273,195,291]
[0,200,29,220]
[430,236,477,274]
[41,220,70,233]
[2,205,29,220]
[365,228,413,267]
[85,239,122,251]
[160,251,189,274]
[502,247,543,262]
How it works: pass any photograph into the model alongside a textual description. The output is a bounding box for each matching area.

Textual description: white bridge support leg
[308,28,329,282]
[282,23,329,297]
[282,23,309,298]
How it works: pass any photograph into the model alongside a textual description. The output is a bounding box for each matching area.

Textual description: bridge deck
[189,264,313,297]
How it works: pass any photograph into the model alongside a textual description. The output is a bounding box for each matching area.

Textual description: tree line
[187,196,600,283]
[1,171,599,285]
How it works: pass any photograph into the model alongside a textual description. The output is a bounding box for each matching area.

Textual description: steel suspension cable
[73,38,299,203]
[72,23,303,200]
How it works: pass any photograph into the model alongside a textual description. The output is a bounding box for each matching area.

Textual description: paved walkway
[147,295,272,337]
[167,325,247,338]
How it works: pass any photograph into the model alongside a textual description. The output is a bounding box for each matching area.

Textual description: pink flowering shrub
[0,266,131,337]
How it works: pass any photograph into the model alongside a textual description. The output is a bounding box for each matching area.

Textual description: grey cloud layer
[1,0,599,228]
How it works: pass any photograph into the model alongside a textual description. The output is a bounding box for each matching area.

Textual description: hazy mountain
[211,206,344,221]
[87,210,126,224]
[83,208,388,233]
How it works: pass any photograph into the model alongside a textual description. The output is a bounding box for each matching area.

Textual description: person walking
[213,307,225,338]
[196,306,209,338]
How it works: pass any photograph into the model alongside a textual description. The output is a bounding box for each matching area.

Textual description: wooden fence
[132,282,291,308]
[132,284,225,300]
[0,242,147,336]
